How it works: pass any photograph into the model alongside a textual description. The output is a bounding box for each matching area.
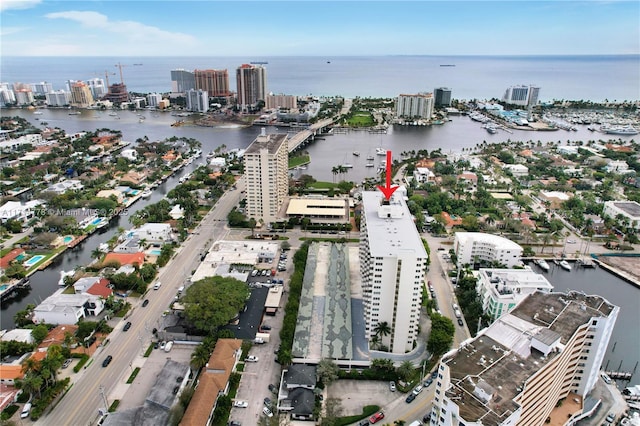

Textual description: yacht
[365,163,375,167]
[352,151,360,156]
[108,112,118,116]
[33,111,43,115]
[59,270,75,286]
[535,259,550,271]
[604,126,639,135]
[141,189,152,199]
[366,154,375,161]
[376,147,387,156]
[341,163,354,169]
[559,260,572,271]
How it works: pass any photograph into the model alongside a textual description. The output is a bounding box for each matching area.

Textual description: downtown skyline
[1,0,639,57]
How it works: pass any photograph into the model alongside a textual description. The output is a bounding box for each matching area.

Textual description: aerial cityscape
[1,1,640,426]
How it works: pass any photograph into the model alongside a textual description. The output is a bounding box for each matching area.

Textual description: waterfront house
[96,189,125,204]
[44,179,84,194]
[0,200,43,224]
[103,252,145,268]
[33,293,105,325]
[132,223,174,243]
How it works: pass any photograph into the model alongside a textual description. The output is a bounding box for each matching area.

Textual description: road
[39,179,245,426]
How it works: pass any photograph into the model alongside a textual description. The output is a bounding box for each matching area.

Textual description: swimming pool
[129,189,140,195]
[24,255,45,268]
[90,217,102,226]
[15,253,26,261]
[63,235,74,244]
[150,249,162,256]
[0,284,8,291]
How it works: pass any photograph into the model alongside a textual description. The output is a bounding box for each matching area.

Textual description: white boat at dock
[535,259,550,271]
[376,147,387,156]
[365,163,375,167]
[559,260,572,271]
[141,189,152,199]
[341,163,354,168]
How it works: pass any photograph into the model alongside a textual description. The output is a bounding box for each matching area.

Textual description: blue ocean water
[2,55,639,101]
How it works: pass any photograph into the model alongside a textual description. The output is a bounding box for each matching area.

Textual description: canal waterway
[1,109,638,386]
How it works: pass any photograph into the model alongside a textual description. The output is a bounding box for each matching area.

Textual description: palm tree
[190,343,211,371]
[373,321,391,339]
[397,360,415,382]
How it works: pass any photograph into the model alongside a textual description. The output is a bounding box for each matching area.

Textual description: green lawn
[345,111,375,127]
[289,154,310,169]
[308,181,338,190]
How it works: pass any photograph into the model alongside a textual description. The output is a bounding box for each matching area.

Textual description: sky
[1,0,639,56]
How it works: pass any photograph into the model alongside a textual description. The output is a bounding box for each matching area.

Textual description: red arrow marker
[377,149,398,200]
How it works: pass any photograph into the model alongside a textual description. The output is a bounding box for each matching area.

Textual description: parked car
[160,341,166,350]
[123,321,132,331]
[369,412,385,424]
[389,381,396,392]
[606,413,616,423]
[233,400,248,408]
[62,359,72,369]
[102,355,113,367]
[268,383,277,392]
[264,397,271,407]
[260,324,272,331]
[245,355,259,362]
[142,299,149,307]
[405,393,416,403]
[413,384,424,395]
[457,318,464,326]
[431,371,438,379]
[359,420,370,426]
[424,378,433,387]
[262,407,273,417]
[20,402,32,419]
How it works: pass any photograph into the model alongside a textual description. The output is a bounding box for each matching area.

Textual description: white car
[413,384,424,395]
[262,406,274,417]
[245,355,259,362]
[233,400,248,408]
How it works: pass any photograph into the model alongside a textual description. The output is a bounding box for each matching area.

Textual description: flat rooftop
[286,197,348,219]
[611,201,640,217]
[361,191,426,258]
[244,133,288,155]
[444,291,616,423]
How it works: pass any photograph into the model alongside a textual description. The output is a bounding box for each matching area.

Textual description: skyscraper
[170,69,196,94]
[359,191,428,354]
[186,89,209,113]
[236,64,267,111]
[194,69,230,98]
[434,87,452,107]
[69,82,94,108]
[430,291,618,426]
[502,84,540,108]
[396,93,434,119]
[243,130,289,224]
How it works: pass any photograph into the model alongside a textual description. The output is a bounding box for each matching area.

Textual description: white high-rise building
[14,89,34,106]
[31,82,53,95]
[243,130,289,225]
[396,93,434,119]
[502,85,540,108]
[85,78,106,99]
[0,84,16,106]
[359,191,428,354]
[147,93,163,108]
[186,89,208,113]
[45,90,70,107]
[430,291,618,426]
[454,232,523,268]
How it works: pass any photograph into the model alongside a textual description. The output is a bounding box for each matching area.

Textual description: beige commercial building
[430,291,619,426]
[70,82,94,108]
[244,131,289,225]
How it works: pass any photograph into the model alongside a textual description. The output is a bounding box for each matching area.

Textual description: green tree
[373,321,391,339]
[30,325,49,344]
[190,342,212,371]
[182,277,249,334]
[396,360,415,382]
[317,358,339,385]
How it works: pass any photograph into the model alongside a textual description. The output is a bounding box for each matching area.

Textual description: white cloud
[0,26,28,36]
[0,0,41,12]
[45,10,197,44]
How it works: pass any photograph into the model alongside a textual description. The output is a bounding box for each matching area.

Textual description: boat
[33,111,43,115]
[108,112,118,116]
[440,64,456,67]
[68,111,81,115]
[559,260,572,271]
[604,126,639,135]
[352,151,360,156]
[365,163,375,167]
[141,189,152,199]
[376,147,387,156]
[341,163,354,168]
[139,118,145,123]
[535,259,550,271]
[366,155,375,160]
[59,270,75,286]
[485,125,498,134]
